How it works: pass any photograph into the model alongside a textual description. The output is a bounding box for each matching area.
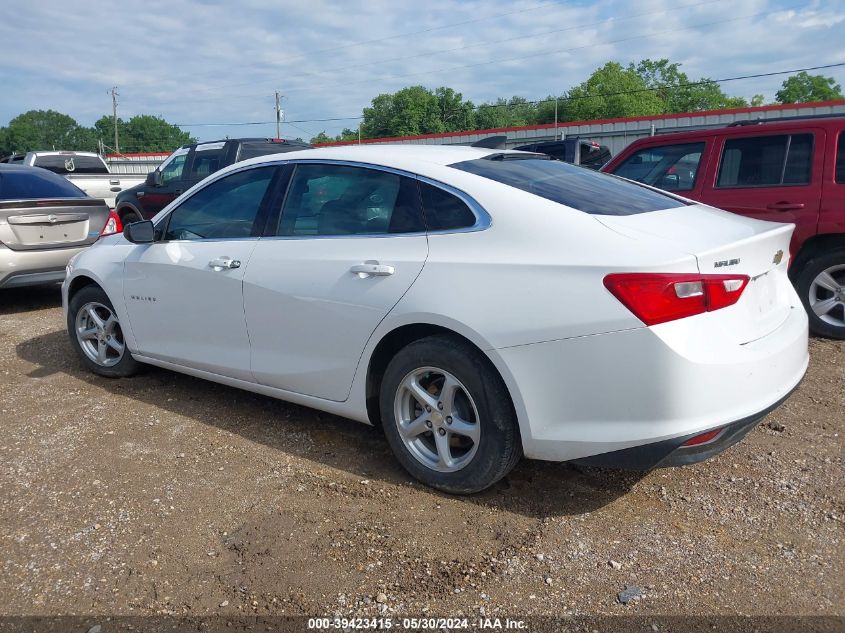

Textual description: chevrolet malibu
[63,145,809,493]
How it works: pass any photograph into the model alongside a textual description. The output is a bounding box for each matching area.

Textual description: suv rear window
[450,156,685,215]
[0,169,87,200]
[32,154,108,174]
[717,134,813,188]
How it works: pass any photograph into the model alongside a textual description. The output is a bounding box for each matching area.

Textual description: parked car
[602,114,845,339]
[471,136,612,169]
[64,145,807,493]
[16,151,144,208]
[1,164,113,289]
[114,137,312,224]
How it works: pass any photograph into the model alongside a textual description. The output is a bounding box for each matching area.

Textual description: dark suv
[115,137,311,223]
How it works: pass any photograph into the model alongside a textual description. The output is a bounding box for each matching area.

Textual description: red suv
[603,115,845,339]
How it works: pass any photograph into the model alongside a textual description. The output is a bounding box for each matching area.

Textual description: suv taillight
[101,210,123,237]
[603,273,750,326]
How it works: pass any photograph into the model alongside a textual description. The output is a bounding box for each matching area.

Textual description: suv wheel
[68,285,141,377]
[796,249,845,339]
[379,335,521,494]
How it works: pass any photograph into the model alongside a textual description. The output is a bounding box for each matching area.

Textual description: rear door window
[277,164,425,236]
[612,142,705,192]
[450,156,685,215]
[0,169,87,200]
[186,142,226,181]
[717,134,813,188]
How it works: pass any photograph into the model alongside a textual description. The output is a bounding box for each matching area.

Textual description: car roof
[0,163,57,172]
[625,115,845,146]
[237,143,514,171]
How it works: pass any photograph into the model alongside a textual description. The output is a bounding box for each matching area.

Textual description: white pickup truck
[15,151,144,208]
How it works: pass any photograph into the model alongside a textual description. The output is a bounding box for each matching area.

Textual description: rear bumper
[572,384,799,470]
[0,244,85,288]
[491,300,809,463]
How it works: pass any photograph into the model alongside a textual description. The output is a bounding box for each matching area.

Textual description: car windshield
[0,169,88,200]
[449,156,686,215]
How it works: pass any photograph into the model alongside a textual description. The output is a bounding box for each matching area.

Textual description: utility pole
[110,87,120,154]
[275,91,283,139]
[554,98,559,140]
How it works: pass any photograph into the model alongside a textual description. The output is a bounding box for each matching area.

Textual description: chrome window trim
[155,158,492,243]
[264,159,491,239]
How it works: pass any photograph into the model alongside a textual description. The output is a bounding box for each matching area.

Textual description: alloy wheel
[75,302,126,367]
[393,366,481,473]
[809,264,845,328]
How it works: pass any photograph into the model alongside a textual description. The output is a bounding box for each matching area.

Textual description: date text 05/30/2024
[307,617,527,629]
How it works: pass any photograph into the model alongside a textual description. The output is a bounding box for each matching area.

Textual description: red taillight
[101,210,123,237]
[681,428,723,447]
[603,273,750,326]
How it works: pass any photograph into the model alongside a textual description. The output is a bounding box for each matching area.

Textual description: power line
[171,62,845,129]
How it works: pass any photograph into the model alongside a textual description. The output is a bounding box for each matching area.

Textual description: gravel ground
[0,286,842,622]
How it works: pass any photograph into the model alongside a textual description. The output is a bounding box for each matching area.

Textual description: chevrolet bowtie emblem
[773,249,784,265]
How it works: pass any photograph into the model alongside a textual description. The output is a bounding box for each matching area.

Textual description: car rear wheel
[379,335,521,494]
[68,285,141,377]
[796,249,845,340]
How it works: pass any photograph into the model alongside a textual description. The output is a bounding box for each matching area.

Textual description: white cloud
[1,0,843,141]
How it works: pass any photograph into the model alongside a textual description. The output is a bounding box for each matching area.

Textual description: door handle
[209,257,241,270]
[350,261,394,277]
[766,201,805,211]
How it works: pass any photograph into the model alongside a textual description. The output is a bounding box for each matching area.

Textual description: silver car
[0,164,111,289]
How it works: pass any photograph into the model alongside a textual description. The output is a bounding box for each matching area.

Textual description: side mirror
[145,170,162,187]
[123,220,155,244]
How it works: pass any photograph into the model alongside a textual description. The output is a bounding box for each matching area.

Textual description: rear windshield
[449,157,685,215]
[33,154,108,174]
[0,169,88,200]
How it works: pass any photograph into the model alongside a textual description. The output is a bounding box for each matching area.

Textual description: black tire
[67,285,141,378]
[379,334,521,494]
[795,248,845,340]
[119,208,142,225]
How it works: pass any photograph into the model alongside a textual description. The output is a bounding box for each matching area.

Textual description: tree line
[1,59,841,155]
[310,63,844,143]
[0,112,195,157]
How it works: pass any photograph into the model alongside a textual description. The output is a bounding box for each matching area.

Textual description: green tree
[360,85,477,138]
[633,59,747,112]
[560,62,664,121]
[775,71,843,103]
[1,109,97,155]
[474,96,538,129]
[751,94,766,107]
[93,114,193,152]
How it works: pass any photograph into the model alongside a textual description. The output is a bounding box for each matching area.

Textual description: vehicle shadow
[15,329,646,519]
[0,285,62,315]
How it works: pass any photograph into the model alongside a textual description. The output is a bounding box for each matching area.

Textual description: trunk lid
[596,204,796,342]
[0,198,110,251]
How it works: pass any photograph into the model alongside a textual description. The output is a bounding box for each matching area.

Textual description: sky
[1,0,844,145]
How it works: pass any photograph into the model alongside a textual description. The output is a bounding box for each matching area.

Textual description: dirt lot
[0,286,843,623]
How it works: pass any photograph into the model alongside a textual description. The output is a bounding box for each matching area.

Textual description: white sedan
[63,145,809,493]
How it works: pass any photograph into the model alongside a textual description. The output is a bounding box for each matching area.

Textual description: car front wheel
[68,285,141,377]
[379,335,521,494]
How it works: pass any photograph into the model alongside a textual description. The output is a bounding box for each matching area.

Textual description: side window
[717,134,813,188]
[277,164,424,236]
[612,142,705,192]
[186,143,226,181]
[164,167,275,240]
[159,150,188,185]
[836,131,845,184]
[419,181,477,231]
